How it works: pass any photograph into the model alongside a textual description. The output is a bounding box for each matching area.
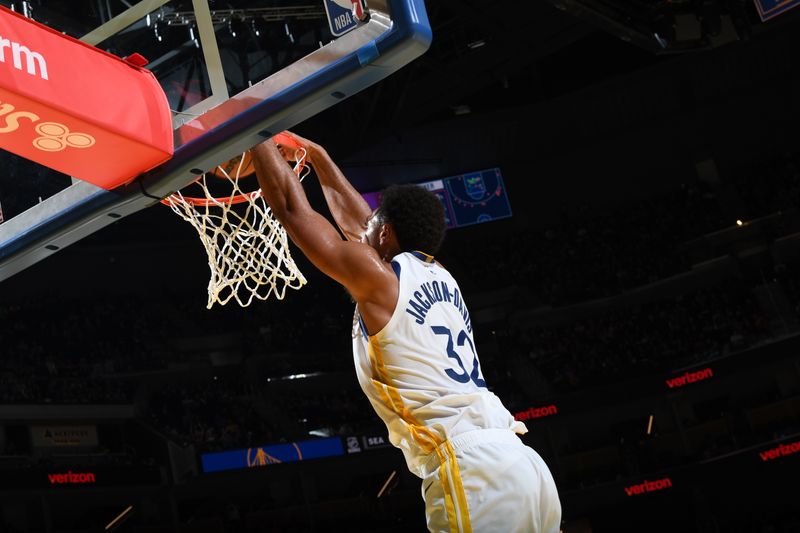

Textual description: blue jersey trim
[411,250,434,263]
[357,313,369,338]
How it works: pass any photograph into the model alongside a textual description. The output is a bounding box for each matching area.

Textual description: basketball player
[251,133,561,532]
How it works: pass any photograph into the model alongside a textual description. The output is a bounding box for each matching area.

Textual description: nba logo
[324,0,369,37]
[346,436,362,453]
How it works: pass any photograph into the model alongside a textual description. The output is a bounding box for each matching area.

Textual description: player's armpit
[251,139,391,303]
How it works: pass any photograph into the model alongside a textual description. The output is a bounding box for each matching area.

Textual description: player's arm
[281,132,372,242]
[251,139,390,300]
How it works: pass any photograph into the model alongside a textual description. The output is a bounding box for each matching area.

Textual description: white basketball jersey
[352,251,526,477]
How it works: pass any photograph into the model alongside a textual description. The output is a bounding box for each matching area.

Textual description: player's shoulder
[341,239,397,289]
[393,251,451,277]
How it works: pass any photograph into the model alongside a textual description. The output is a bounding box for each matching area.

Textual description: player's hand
[277,131,318,162]
[275,141,301,163]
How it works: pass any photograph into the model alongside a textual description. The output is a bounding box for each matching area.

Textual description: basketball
[210,152,256,179]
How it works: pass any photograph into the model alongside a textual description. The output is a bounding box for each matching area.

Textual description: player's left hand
[276,142,303,165]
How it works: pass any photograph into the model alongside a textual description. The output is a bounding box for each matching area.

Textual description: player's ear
[378,222,391,244]
[379,223,401,256]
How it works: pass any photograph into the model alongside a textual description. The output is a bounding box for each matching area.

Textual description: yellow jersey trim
[367,333,472,532]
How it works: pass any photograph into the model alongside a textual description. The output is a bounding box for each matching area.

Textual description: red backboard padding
[0,6,173,190]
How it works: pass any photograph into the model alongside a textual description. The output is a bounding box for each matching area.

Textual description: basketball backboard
[0,0,431,282]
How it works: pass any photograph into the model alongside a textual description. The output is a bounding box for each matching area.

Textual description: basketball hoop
[162,132,309,308]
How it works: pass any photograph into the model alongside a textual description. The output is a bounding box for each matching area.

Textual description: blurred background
[0,0,799,531]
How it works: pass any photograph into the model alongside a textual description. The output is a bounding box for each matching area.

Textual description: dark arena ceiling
[0,0,798,264]
[2,0,797,153]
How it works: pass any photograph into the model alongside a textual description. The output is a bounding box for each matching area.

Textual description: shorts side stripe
[445,441,472,533]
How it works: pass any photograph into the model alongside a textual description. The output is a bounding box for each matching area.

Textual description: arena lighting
[158,7,325,26]
[650,6,675,49]
[736,219,744,226]
[105,505,134,531]
[653,32,668,49]
[285,22,295,44]
[377,470,397,498]
[265,371,323,382]
[10,1,33,18]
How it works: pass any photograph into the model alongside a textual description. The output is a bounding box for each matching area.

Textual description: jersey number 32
[431,326,487,388]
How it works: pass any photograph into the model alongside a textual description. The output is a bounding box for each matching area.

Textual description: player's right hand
[280,131,319,160]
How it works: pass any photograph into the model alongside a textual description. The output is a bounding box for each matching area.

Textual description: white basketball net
[164,153,309,308]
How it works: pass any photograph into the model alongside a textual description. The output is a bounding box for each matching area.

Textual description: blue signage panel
[200,437,344,473]
[753,0,800,21]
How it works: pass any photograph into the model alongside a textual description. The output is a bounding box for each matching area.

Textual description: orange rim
[161,132,306,206]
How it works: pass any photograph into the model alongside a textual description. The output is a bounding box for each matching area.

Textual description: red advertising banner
[624,477,673,497]
[665,367,714,389]
[0,466,163,490]
[514,404,558,422]
[0,6,173,189]
[758,439,800,462]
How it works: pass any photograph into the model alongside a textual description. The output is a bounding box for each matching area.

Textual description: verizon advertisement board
[0,465,162,490]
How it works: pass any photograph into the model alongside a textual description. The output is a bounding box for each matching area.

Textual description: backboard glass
[0,0,431,282]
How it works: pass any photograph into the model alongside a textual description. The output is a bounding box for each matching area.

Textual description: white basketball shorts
[420,428,561,533]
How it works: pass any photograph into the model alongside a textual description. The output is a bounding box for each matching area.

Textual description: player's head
[368,184,446,256]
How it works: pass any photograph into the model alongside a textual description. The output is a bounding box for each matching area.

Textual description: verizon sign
[514,404,558,422]
[759,439,800,462]
[624,477,673,496]
[0,466,162,489]
[48,471,96,485]
[666,367,713,389]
